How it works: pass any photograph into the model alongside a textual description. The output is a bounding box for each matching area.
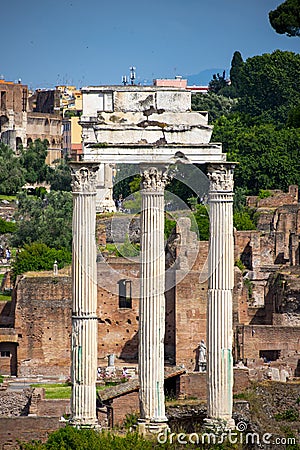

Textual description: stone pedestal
[206,163,235,427]
[70,162,99,427]
[138,166,169,431]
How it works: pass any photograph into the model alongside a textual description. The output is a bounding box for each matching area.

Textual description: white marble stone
[207,163,235,425]
[69,162,99,427]
[139,166,169,428]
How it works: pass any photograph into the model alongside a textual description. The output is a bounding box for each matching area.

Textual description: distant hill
[185,68,229,86]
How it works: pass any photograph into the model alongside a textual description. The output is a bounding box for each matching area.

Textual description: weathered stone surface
[0,389,32,417]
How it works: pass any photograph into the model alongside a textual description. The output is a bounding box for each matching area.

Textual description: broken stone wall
[14,274,72,378]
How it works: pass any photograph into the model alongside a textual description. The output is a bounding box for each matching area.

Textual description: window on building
[118,279,132,308]
[259,350,281,362]
[0,351,10,357]
[1,91,6,110]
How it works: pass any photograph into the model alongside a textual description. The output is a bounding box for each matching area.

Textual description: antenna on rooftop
[130,66,136,85]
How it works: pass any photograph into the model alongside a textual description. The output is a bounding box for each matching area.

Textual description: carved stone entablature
[141,166,169,192]
[70,163,99,193]
[207,163,235,192]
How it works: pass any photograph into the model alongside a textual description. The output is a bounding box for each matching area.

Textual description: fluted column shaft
[70,163,99,426]
[139,166,168,425]
[207,163,235,424]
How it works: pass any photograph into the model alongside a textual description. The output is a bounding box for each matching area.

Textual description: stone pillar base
[203,417,235,432]
[137,419,169,436]
[68,419,101,429]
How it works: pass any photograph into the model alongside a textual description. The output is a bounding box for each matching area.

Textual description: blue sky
[2,0,299,89]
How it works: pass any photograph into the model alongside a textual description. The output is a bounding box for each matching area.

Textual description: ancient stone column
[138,165,169,432]
[70,162,99,427]
[206,163,235,427]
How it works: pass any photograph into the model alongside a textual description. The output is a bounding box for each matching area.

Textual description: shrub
[11,243,71,280]
[0,218,17,233]
[234,260,246,272]
[19,427,155,449]
[164,218,176,240]
[233,210,256,231]
[117,235,140,258]
[258,189,272,199]
[274,409,299,422]
[191,204,210,240]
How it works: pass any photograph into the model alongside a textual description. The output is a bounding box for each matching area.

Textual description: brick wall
[111,391,139,425]
[240,325,300,372]
[97,259,140,364]
[0,417,64,449]
[175,241,208,371]
[178,369,250,401]
[35,399,70,418]
[14,275,72,378]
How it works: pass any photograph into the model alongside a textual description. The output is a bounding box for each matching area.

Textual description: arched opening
[0,115,9,133]
[27,137,33,147]
[16,137,22,153]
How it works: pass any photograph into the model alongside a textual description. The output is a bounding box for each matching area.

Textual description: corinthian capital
[70,162,99,193]
[140,166,169,192]
[207,163,235,192]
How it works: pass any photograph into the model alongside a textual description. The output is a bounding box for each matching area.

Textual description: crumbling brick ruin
[0,186,300,387]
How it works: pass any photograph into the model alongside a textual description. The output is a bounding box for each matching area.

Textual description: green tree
[12,243,71,279]
[213,118,300,194]
[191,92,237,123]
[269,0,300,37]
[47,160,72,191]
[208,70,227,94]
[287,104,300,128]
[233,210,256,231]
[20,139,49,184]
[236,50,300,124]
[113,164,139,202]
[0,218,17,233]
[0,143,25,194]
[191,204,210,240]
[229,51,244,95]
[12,191,73,251]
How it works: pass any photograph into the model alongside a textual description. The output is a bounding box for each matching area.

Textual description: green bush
[0,218,17,233]
[233,210,256,231]
[117,235,140,258]
[19,428,155,450]
[234,260,246,272]
[191,204,210,240]
[164,218,176,240]
[11,243,71,279]
[275,409,299,422]
[258,189,272,199]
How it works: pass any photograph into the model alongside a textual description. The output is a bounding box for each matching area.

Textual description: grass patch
[31,383,71,399]
[0,195,16,202]
[31,382,118,399]
[0,294,12,301]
